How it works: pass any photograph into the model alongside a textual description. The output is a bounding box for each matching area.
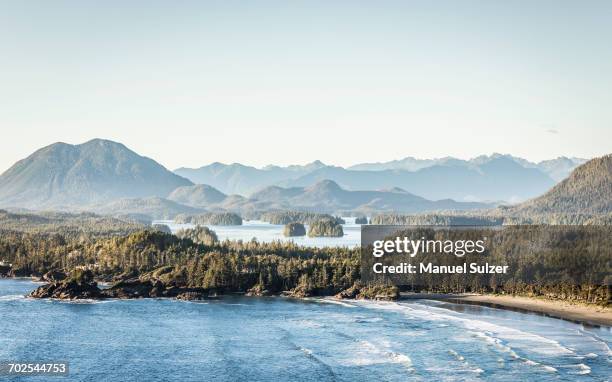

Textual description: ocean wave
[298,346,313,356]
[560,363,591,375]
[219,303,248,306]
[359,300,575,357]
[469,330,558,372]
[577,329,612,356]
[291,319,324,329]
[353,316,383,323]
[284,336,337,380]
[0,294,25,301]
[316,298,357,308]
[339,340,413,370]
[448,347,488,374]
[55,298,115,304]
[448,349,465,361]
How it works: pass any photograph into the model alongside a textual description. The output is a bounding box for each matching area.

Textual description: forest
[0,210,609,304]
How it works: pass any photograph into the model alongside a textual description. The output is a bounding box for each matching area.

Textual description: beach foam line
[577,328,612,356]
[0,294,25,301]
[355,300,570,373]
[469,330,558,373]
[448,349,465,361]
[353,316,383,323]
[339,339,413,370]
[405,301,575,356]
[291,319,324,329]
[316,297,357,308]
[560,363,591,375]
[281,330,338,380]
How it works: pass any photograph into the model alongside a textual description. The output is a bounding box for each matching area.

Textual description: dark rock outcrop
[335,282,399,301]
[0,265,11,278]
[41,270,67,283]
[334,282,362,299]
[101,278,160,299]
[176,289,212,301]
[29,280,102,299]
[246,284,272,296]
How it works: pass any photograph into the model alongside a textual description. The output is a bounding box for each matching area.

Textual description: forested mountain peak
[510,154,611,215]
[0,139,192,209]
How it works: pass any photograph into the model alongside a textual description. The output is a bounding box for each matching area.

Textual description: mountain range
[0,139,605,220]
[167,180,490,215]
[175,154,585,202]
[348,154,586,182]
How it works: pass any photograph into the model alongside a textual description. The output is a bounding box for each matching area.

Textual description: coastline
[5,276,611,326]
[401,293,612,327]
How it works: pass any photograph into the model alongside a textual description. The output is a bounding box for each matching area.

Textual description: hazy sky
[1,0,611,173]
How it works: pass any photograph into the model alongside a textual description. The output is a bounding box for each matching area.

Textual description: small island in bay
[307,218,344,237]
[354,216,368,224]
[283,222,306,237]
[174,212,243,226]
[260,211,344,225]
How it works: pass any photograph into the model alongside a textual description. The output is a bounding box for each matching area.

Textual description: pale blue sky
[0,0,610,172]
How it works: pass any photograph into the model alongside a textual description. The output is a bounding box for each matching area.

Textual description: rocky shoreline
[21,275,612,327]
[26,270,399,302]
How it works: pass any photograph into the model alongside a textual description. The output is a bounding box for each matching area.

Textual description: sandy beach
[450,295,611,327]
[401,293,612,327]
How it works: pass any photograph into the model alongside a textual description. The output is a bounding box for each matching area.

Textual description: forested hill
[0,139,192,209]
[509,154,612,215]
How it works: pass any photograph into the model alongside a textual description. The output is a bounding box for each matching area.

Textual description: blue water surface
[0,279,610,381]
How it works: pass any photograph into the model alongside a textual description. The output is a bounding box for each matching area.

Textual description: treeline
[175,212,243,226]
[364,226,611,304]
[308,219,344,237]
[259,211,345,225]
[500,212,612,225]
[0,209,144,238]
[371,212,612,226]
[1,210,610,304]
[0,229,360,297]
[175,226,218,245]
[371,214,503,226]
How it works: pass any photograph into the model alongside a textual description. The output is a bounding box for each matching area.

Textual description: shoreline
[401,292,612,327]
[4,278,611,326]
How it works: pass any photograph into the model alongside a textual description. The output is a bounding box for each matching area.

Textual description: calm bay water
[153,219,362,248]
[1,279,610,381]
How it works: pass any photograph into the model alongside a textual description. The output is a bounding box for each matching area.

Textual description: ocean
[1,279,610,381]
[153,219,362,248]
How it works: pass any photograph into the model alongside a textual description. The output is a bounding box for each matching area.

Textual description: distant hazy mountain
[245,180,490,214]
[162,179,490,215]
[536,157,588,181]
[0,139,193,209]
[279,157,555,203]
[174,161,326,195]
[348,157,439,172]
[87,197,203,220]
[510,154,612,215]
[168,184,228,207]
[350,154,586,182]
[177,155,571,202]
